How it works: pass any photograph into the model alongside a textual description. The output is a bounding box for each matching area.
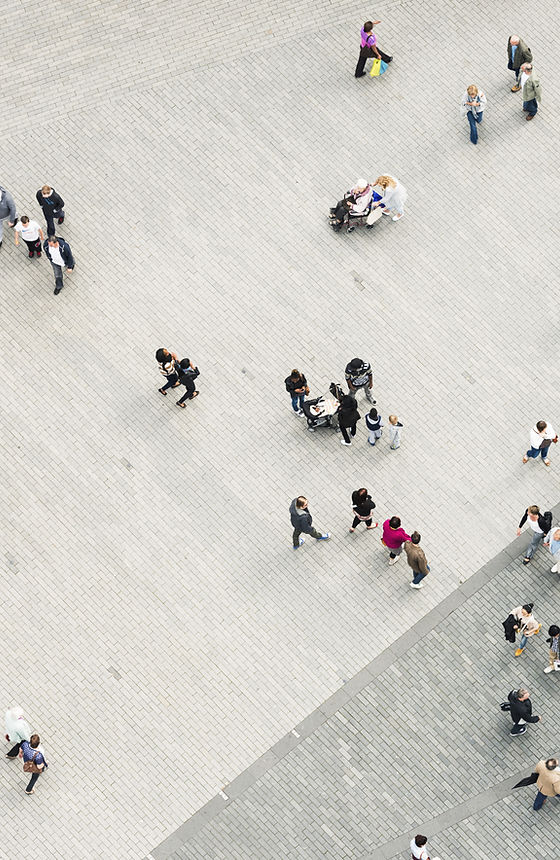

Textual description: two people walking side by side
[460,85,486,144]
[381,516,410,565]
[404,532,430,588]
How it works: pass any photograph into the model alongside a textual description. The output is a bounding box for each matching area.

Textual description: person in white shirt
[523,420,557,467]
[42,235,75,295]
[516,505,552,565]
[410,834,439,859]
[14,215,44,258]
[460,85,487,145]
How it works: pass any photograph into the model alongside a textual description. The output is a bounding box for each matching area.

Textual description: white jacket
[530,423,556,449]
[460,90,487,117]
[5,708,31,744]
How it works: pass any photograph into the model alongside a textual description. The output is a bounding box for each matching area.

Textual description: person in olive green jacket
[520,63,542,120]
[508,35,532,91]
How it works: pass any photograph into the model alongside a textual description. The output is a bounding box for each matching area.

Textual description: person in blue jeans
[533,758,560,809]
[21,734,48,794]
[284,369,308,416]
[523,420,557,466]
[461,85,487,144]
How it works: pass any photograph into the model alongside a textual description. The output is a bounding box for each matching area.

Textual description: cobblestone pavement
[1,0,560,857]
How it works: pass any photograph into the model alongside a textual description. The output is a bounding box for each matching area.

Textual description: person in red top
[382,516,410,565]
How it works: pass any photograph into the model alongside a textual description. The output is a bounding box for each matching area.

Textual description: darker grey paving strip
[148,508,560,860]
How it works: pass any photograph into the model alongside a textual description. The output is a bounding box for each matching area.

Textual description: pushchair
[329,190,384,234]
[302,383,345,432]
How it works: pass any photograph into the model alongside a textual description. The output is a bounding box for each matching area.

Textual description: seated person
[329,179,374,230]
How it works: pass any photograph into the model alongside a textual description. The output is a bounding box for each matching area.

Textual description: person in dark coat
[501,688,541,736]
[507,35,532,91]
[43,235,75,294]
[289,496,330,549]
[349,488,377,532]
[284,369,308,415]
[176,358,200,408]
[36,185,65,236]
[338,394,360,445]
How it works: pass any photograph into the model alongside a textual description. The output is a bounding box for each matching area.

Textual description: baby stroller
[302,383,344,432]
[329,189,384,234]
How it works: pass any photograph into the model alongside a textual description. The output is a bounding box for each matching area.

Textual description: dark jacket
[508,689,539,724]
[507,37,532,70]
[344,360,372,389]
[285,373,307,395]
[36,188,65,213]
[43,237,75,268]
[289,498,313,533]
[352,491,375,519]
[502,614,517,642]
[338,395,360,428]
[518,509,552,534]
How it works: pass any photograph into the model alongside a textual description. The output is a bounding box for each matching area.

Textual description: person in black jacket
[338,394,360,445]
[284,369,308,416]
[516,505,552,565]
[289,496,330,549]
[36,185,65,236]
[349,488,378,532]
[501,688,541,736]
[176,358,200,408]
[43,235,75,294]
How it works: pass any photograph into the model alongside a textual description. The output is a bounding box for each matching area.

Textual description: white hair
[7,706,24,720]
[354,178,368,189]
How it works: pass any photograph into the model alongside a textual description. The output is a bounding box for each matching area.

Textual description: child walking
[365,407,383,445]
[388,414,403,449]
[14,215,43,258]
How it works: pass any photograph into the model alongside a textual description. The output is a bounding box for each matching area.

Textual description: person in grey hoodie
[290,497,331,549]
[0,185,18,248]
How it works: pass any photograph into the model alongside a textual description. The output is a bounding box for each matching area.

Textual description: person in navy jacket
[36,184,65,236]
[43,235,75,295]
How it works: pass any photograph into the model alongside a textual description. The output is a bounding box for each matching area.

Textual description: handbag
[23,752,42,774]
[369,58,388,77]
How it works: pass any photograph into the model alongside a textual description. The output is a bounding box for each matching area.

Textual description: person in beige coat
[511,603,541,657]
[404,532,430,589]
[519,63,542,120]
[533,758,560,809]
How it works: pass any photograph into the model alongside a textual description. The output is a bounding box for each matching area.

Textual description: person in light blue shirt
[544,527,560,573]
[507,35,533,91]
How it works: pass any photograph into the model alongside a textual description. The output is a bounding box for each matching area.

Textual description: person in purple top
[355,20,393,78]
[21,734,48,795]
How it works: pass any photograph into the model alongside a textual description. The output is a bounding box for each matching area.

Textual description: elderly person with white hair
[5,706,32,759]
[519,62,541,120]
[507,35,532,91]
[329,179,374,232]
[371,174,407,221]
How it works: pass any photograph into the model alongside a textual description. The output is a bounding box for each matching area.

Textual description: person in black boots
[500,688,541,736]
[355,20,393,78]
[43,235,75,294]
[176,358,200,408]
[36,184,65,236]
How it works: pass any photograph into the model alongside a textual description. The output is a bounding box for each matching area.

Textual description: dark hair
[20,215,29,224]
[356,488,367,497]
[179,358,190,370]
[411,531,421,544]
[350,358,363,369]
[536,420,547,432]
[340,394,356,409]
[548,625,560,637]
[546,758,559,770]
[363,21,373,33]
[290,369,300,377]
[389,516,401,529]
[528,505,540,515]
[369,407,378,419]
[415,836,427,847]
[522,603,534,614]
[155,348,168,363]
[30,734,40,748]
[296,496,307,508]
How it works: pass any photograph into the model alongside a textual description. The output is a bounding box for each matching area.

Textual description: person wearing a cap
[345,357,374,403]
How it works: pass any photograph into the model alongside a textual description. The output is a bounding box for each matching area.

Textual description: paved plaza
[1,0,559,858]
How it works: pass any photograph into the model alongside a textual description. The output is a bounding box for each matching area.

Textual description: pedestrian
[404,532,430,589]
[500,688,541,736]
[176,358,200,408]
[365,407,383,446]
[5,706,31,759]
[460,85,486,144]
[543,526,560,573]
[388,414,403,449]
[345,357,374,403]
[354,20,392,78]
[519,62,541,120]
[349,488,378,533]
[371,175,407,221]
[0,184,17,249]
[543,624,560,674]
[35,184,65,236]
[285,369,309,416]
[523,420,557,466]
[14,215,44,258]
[289,496,330,549]
[381,516,410,565]
[338,394,360,446]
[533,758,560,809]
[21,733,48,794]
[516,505,553,565]
[43,235,75,295]
[410,835,440,860]
[507,35,532,91]
[505,603,541,657]
[155,348,180,396]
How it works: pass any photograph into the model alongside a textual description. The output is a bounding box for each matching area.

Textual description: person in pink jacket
[382,516,411,565]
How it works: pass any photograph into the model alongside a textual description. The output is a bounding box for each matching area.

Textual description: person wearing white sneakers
[517,505,553,565]
[543,625,560,674]
[404,532,430,588]
[371,174,407,221]
[523,420,557,466]
[289,496,331,549]
[349,488,378,532]
[543,527,560,573]
[381,516,410,565]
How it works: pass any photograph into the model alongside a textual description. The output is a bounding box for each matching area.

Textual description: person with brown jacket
[533,758,560,809]
[404,532,430,588]
[507,35,532,91]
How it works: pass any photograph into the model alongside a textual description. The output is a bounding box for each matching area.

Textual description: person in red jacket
[382,516,410,565]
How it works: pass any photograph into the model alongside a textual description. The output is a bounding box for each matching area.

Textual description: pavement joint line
[148,503,560,860]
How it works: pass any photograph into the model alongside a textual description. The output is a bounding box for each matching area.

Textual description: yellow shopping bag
[369,58,388,77]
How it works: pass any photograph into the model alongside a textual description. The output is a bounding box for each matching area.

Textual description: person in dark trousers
[155,348,180,395]
[36,185,65,236]
[507,35,532,91]
[14,215,44,258]
[350,488,378,532]
[355,20,392,78]
[43,235,75,294]
[404,532,431,588]
[290,496,330,549]
[338,394,360,445]
[0,184,18,248]
[345,357,374,403]
[516,505,552,564]
[365,407,383,445]
[533,758,560,809]
[500,688,541,736]
[285,369,308,416]
[176,358,200,408]
[21,733,48,794]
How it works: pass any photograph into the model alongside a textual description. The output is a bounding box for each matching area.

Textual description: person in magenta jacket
[382,516,410,565]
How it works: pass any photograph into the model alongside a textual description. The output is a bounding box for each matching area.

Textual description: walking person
[523,420,557,466]
[382,516,410,565]
[387,414,403,449]
[533,758,560,809]
[371,175,407,221]
[345,357,374,403]
[5,706,31,759]
[43,235,75,295]
[290,496,330,549]
[503,603,541,657]
[21,734,48,794]
[155,348,180,396]
[349,488,378,533]
[354,20,392,78]
[338,394,360,446]
[517,505,552,565]
[285,369,309,416]
[411,834,440,860]
[0,184,18,249]
[500,688,540,736]
[519,63,541,120]
[176,358,200,408]
[404,532,430,588]
[365,407,383,446]
[543,624,560,674]
[460,85,486,144]
[36,184,65,236]
[507,35,532,91]
[14,215,44,258]
[543,526,560,573]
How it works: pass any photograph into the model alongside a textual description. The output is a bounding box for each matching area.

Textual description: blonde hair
[467,85,478,97]
[374,175,396,190]
[41,184,51,194]
[389,414,398,425]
